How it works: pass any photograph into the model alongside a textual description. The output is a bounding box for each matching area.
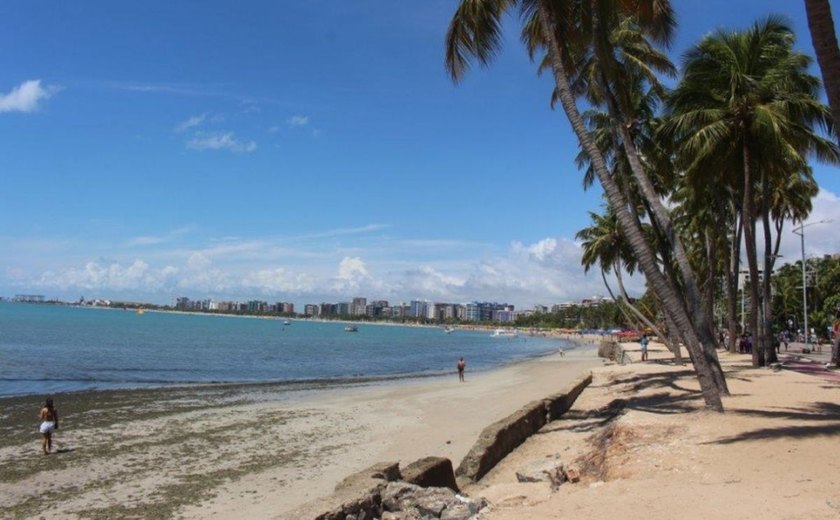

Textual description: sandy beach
[468,341,840,520]
[0,342,601,519]
[6,336,835,519]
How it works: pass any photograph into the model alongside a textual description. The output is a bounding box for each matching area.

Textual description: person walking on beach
[640,334,649,361]
[457,357,466,382]
[38,398,59,455]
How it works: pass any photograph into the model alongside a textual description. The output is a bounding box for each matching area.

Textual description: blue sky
[1,0,838,308]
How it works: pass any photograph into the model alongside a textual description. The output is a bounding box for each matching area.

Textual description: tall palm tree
[445,0,726,410]
[556,4,726,382]
[804,0,840,143]
[666,16,839,366]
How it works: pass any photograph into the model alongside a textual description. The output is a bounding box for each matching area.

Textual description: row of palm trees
[444,0,839,412]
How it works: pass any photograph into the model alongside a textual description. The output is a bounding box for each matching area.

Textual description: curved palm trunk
[805,0,840,143]
[742,139,763,367]
[537,1,723,411]
[587,5,725,389]
[614,268,682,362]
[601,266,638,328]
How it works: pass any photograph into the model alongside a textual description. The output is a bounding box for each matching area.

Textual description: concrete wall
[455,373,592,485]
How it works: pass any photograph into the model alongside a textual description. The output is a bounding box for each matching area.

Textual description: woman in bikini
[39,398,59,455]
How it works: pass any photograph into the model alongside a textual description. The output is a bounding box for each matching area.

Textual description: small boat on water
[491,328,518,337]
[344,325,358,332]
[284,320,291,325]
[444,326,455,334]
[136,308,145,316]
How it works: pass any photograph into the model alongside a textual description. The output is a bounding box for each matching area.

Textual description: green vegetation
[443,1,839,410]
[771,255,840,342]
[514,301,623,330]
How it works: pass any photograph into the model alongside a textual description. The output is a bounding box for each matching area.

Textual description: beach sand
[0,342,602,519]
[471,341,840,520]
[8,336,833,519]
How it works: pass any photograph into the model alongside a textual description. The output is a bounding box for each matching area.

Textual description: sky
[1,0,839,309]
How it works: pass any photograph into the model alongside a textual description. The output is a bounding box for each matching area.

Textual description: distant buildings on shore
[174,296,518,322]
[2,292,613,324]
[171,295,612,323]
[12,294,45,303]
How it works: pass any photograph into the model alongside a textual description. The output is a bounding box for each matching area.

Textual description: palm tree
[577,208,682,360]
[554,3,725,382]
[577,210,638,325]
[445,0,725,410]
[666,16,839,366]
[804,0,840,143]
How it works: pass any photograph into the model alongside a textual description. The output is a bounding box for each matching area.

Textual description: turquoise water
[0,302,575,397]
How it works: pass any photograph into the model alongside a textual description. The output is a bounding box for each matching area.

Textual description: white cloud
[0,80,58,113]
[242,268,316,293]
[35,260,178,292]
[331,256,385,295]
[774,188,840,261]
[187,132,256,153]
[125,227,192,247]
[337,256,369,280]
[186,252,212,271]
[175,113,208,132]
[287,115,309,127]
[399,266,465,299]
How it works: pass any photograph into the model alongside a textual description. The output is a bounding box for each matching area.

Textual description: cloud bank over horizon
[3,189,839,309]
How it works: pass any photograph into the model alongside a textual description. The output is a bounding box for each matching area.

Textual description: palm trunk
[704,226,719,345]
[588,5,724,390]
[727,210,743,353]
[663,311,686,365]
[615,268,681,361]
[538,1,723,411]
[601,266,637,328]
[805,0,840,143]
[742,139,763,367]
[760,170,778,364]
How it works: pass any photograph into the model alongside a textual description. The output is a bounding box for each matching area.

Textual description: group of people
[738,334,754,354]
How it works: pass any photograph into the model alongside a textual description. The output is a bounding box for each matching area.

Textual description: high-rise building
[351,297,367,316]
[465,302,480,322]
[367,300,389,317]
[410,300,429,319]
[304,304,320,317]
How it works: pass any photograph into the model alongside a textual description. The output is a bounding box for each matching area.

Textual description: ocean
[0,302,574,397]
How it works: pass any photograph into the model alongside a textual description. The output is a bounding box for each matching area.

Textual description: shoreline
[1,341,602,519]
[1,332,595,401]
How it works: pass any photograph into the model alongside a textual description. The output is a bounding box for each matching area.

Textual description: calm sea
[0,302,575,397]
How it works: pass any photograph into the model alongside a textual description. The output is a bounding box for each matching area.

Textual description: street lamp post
[792,219,833,349]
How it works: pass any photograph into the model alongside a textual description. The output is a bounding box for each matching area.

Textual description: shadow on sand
[548,361,840,446]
